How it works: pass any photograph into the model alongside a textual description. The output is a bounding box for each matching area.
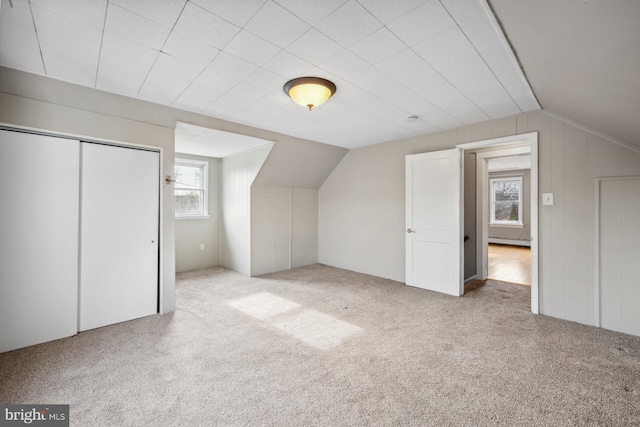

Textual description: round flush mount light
[283,77,336,111]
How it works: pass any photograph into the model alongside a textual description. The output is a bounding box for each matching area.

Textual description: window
[490,176,523,226]
[175,158,208,218]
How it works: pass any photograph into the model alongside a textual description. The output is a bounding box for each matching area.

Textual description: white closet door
[0,130,79,353]
[80,143,159,331]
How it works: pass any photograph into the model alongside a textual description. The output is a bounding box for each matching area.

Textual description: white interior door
[406,149,462,296]
[0,130,79,352]
[80,143,159,331]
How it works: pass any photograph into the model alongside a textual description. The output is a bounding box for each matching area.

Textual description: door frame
[457,132,539,314]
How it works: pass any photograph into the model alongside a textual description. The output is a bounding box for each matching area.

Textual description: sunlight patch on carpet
[271,309,362,350]
[226,292,300,320]
[226,293,362,350]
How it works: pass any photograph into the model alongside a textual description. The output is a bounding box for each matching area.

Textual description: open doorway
[457,132,539,313]
[485,154,532,286]
[404,132,538,312]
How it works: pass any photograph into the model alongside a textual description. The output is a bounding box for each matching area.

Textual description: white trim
[457,132,539,315]
[464,274,479,283]
[541,111,640,155]
[475,145,531,159]
[490,171,527,177]
[459,132,537,151]
[477,0,541,111]
[489,176,523,225]
[593,175,640,328]
[594,178,602,327]
[174,157,209,219]
[0,123,160,152]
[488,238,531,247]
[490,223,525,229]
[175,215,210,220]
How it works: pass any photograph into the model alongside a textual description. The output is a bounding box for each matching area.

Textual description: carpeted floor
[1,264,639,426]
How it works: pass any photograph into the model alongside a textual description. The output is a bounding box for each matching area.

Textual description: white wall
[221,146,272,276]
[251,187,319,276]
[319,110,640,329]
[0,66,345,312]
[175,154,221,273]
[250,134,345,277]
[291,188,319,269]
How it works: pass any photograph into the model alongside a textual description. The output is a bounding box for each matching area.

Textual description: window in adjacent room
[490,176,523,226]
[175,158,208,218]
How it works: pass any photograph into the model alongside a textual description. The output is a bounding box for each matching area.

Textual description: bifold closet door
[0,130,79,353]
[80,143,159,331]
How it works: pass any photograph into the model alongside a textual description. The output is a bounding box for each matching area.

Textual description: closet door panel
[0,130,79,353]
[80,143,159,331]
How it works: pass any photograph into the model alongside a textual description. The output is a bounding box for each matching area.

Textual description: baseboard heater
[488,238,531,247]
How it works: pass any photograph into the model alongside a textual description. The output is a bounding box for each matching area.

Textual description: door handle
[407,228,416,233]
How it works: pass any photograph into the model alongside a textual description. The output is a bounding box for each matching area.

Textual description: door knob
[407,228,416,233]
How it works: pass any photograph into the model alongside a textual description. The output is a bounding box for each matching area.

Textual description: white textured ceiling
[0,0,540,149]
[175,122,273,157]
[489,0,640,149]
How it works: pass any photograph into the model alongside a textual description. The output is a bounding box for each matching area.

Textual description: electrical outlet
[542,193,554,206]
[200,243,205,251]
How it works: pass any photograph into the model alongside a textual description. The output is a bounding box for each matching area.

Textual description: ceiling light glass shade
[283,77,336,111]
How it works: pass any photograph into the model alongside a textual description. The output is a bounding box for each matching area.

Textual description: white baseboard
[488,238,531,247]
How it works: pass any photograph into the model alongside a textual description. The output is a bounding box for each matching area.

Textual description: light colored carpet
[1,264,639,426]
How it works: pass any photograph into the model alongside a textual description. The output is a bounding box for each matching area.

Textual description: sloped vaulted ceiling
[0,0,540,149]
[489,0,640,149]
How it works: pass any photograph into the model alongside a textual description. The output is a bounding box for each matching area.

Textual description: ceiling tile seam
[440,0,522,114]
[107,1,177,31]
[370,68,464,131]
[94,1,110,88]
[388,2,491,122]
[354,0,423,27]
[377,15,487,126]
[135,0,190,98]
[242,0,270,26]
[28,0,47,75]
[406,40,491,123]
[273,0,348,26]
[478,0,541,111]
[170,0,264,107]
[186,0,243,37]
[286,43,452,131]
[169,50,263,111]
[292,0,384,52]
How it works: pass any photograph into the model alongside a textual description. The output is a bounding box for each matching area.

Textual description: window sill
[176,215,210,220]
[490,222,524,228]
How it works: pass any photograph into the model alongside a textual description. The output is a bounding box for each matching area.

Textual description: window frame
[489,176,523,227]
[174,158,209,219]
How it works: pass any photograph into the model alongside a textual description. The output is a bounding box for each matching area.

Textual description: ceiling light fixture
[283,77,336,111]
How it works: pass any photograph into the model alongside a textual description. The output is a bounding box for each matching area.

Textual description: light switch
[542,193,554,206]
[200,243,205,251]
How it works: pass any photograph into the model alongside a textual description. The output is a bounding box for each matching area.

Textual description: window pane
[493,180,520,201]
[494,201,519,221]
[175,165,202,190]
[175,189,203,215]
